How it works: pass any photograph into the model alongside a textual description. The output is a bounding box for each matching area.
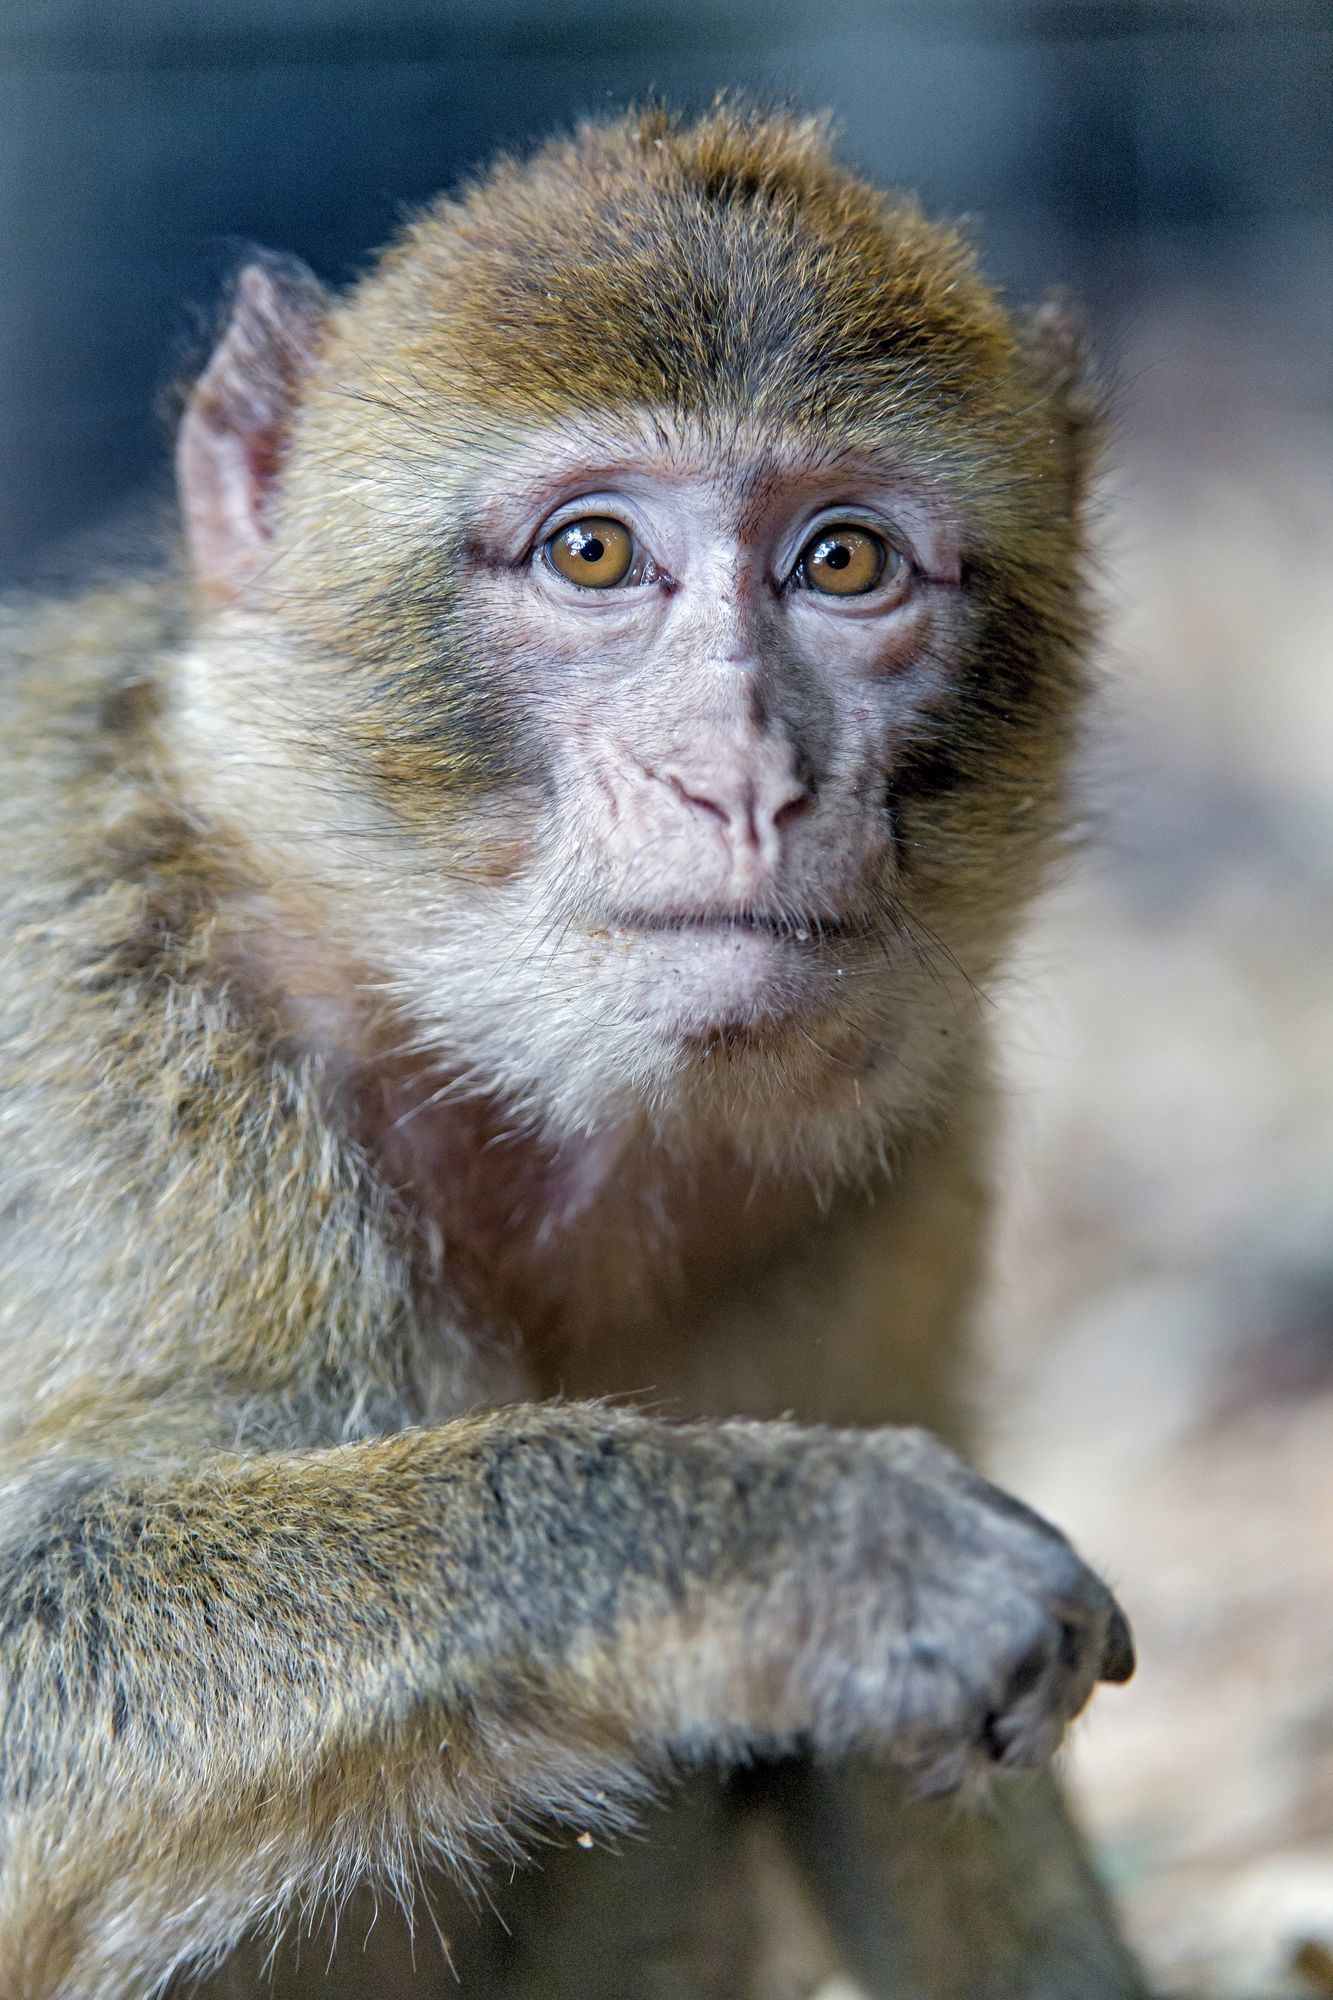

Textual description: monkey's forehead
[317,108,1040,456]
[438,409,960,566]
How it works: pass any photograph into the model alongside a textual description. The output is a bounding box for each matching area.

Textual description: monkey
[0,103,1145,2000]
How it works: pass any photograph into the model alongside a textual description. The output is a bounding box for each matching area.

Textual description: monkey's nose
[659,763,815,868]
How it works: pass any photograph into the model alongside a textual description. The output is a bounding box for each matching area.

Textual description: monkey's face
[435,410,969,1057]
[185,402,1081,1169]
[219,408,1056,1166]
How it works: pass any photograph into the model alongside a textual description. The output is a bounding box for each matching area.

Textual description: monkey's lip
[602,909,874,944]
[586,907,872,1040]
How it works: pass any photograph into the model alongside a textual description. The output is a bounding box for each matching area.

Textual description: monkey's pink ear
[177,255,327,605]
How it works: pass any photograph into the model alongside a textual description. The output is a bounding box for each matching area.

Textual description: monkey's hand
[0,1407,1130,1997]
[634,1420,1133,1799]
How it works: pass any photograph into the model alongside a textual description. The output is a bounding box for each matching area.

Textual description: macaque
[0,105,1143,1999]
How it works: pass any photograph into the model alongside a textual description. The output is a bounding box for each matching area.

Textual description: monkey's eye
[544,517,636,589]
[794,526,891,597]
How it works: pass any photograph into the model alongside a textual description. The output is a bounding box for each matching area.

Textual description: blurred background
[2,2,1330,1993]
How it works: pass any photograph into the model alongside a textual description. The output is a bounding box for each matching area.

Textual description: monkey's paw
[774,1427,1135,1796]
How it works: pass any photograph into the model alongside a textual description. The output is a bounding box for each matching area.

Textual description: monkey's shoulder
[0,576,267,1144]
[0,580,411,1442]
[1,574,188,848]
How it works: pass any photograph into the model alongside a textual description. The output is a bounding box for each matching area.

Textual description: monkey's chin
[609,920,853,1044]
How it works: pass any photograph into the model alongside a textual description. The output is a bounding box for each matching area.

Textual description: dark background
[0,0,1328,580]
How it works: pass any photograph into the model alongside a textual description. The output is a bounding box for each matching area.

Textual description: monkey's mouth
[580,906,876,1042]
[605,910,874,945]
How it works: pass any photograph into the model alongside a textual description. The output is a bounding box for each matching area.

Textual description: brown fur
[0,106,1142,1998]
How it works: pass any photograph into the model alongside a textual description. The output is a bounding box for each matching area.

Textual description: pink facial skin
[454,414,969,1045]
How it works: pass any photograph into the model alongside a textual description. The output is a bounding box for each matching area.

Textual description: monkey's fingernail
[1099,1606,1136,1683]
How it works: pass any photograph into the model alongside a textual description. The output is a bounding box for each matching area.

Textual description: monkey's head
[175,105,1099,1173]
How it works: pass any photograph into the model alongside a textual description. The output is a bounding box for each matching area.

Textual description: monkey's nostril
[664,771,729,825]
[774,786,817,831]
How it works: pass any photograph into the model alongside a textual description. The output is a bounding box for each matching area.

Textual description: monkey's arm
[0,1401,1129,2000]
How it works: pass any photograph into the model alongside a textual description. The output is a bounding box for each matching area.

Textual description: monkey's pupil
[569,531,605,563]
[824,543,851,570]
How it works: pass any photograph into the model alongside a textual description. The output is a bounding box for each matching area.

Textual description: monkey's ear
[177,254,328,606]
[1022,296,1104,512]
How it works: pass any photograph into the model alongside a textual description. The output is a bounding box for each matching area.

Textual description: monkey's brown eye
[545,517,636,589]
[796,526,889,597]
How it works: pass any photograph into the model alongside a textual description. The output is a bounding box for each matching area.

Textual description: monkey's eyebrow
[465,457,704,547]
[474,457,939,529]
[457,417,962,565]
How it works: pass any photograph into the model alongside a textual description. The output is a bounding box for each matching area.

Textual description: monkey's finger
[1098,1604,1136,1684]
